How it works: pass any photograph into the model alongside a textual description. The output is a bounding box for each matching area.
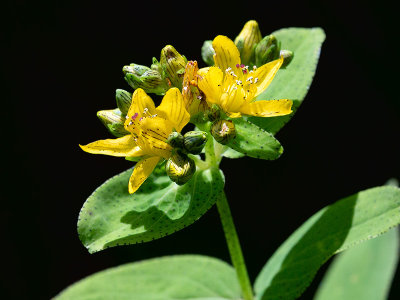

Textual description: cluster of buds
[166,131,208,184]
[96,89,132,137]
[202,20,294,68]
[123,45,187,95]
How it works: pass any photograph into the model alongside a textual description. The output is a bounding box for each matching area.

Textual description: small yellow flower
[198,35,293,118]
[80,88,190,194]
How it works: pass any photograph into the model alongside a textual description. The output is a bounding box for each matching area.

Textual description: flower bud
[280,50,294,68]
[234,20,262,66]
[201,40,215,66]
[211,120,236,144]
[166,153,196,185]
[123,63,169,95]
[115,89,132,115]
[182,61,209,118]
[160,45,187,90]
[97,109,129,137]
[167,131,184,149]
[183,131,208,155]
[255,35,281,66]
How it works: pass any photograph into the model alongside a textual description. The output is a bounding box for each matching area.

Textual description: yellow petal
[239,99,293,117]
[128,156,160,194]
[79,135,143,157]
[126,88,157,122]
[137,117,173,159]
[254,57,284,97]
[156,88,190,132]
[197,67,210,77]
[220,86,246,113]
[198,67,223,105]
[212,35,241,71]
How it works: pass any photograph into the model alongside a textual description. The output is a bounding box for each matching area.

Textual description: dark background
[3,0,400,299]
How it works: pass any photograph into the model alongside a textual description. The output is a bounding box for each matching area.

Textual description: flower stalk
[216,192,254,300]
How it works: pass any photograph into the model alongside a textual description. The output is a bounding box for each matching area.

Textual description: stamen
[225,67,232,73]
[235,80,242,85]
[132,113,139,120]
[240,64,245,68]
[254,78,259,83]
[230,71,237,77]
[236,64,240,68]
[253,66,257,70]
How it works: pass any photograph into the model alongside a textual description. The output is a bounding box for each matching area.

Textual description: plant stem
[216,193,254,300]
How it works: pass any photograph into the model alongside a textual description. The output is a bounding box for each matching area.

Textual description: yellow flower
[198,35,293,118]
[80,88,190,194]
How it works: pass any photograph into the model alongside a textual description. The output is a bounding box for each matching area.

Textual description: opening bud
[166,152,196,185]
[280,50,294,68]
[167,131,184,149]
[160,45,187,90]
[234,20,262,66]
[211,120,236,144]
[201,40,215,66]
[97,109,129,137]
[115,89,132,115]
[123,63,169,95]
[255,35,281,66]
[183,131,208,155]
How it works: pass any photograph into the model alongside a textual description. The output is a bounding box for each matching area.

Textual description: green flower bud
[280,50,294,68]
[166,153,196,185]
[123,63,169,95]
[167,131,184,149]
[183,131,208,155]
[234,20,262,66]
[115,89,132,115]
[201,40,215,66]
[160,45,186,90]
[211,120,236,144]
[97,109,129,137]
[255,35,281,66]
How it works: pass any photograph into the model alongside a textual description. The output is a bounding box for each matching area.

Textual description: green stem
[216,193,254,300]
[198,120,253,299]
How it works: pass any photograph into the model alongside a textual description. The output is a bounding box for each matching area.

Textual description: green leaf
[55,255,241,300]
[249,27,326,135]
[254,186,400,300]
[226,118,283,160]
[314,227,399,300]
[78,167,225,253]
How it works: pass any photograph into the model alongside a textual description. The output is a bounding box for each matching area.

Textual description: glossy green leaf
[222,147,245,159]
[78,167,225,253]
[314,227,399,300]
[249,27,326,135]
[254,186,400,300]
[226,118,283,160]
[55,255,241,300]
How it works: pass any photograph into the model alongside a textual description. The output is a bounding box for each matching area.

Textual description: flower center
[223,65,259,101]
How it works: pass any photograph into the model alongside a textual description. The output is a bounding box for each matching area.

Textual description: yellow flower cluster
[80,34,293,194]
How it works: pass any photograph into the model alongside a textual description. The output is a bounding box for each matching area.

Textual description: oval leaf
[248,27,326,135]
[226,118,283,160]
[55,255,241,300]
[254,186,400,300]
[314,227,399,300]
[78,167,225,253]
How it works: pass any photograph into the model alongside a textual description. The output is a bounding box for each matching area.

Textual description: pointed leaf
[55,255,241,300]
[254,186,400,300]
[248,27,326,134]
[314,227,399,300]
[78,167,225,253]
[226,118,283,160]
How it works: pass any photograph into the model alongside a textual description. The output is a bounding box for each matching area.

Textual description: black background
[3,0,400,299]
